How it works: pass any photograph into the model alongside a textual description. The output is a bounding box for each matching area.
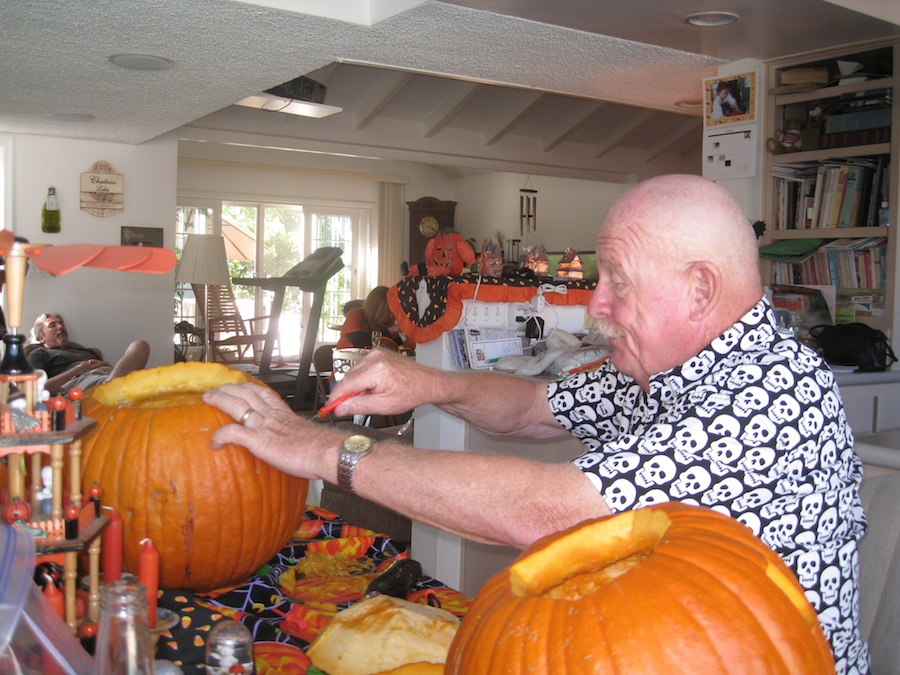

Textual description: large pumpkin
[446,503,835,674]
[80,362,308,592]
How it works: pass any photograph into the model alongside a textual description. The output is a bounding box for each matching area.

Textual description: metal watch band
[337,450,362,492]
[337,436,373,492]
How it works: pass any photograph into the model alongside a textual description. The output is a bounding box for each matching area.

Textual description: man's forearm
[435,369,564,438]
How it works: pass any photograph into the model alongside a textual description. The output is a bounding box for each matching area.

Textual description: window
[175,198,370,359]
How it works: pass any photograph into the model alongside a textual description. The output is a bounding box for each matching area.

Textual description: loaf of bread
[307,594,460,675]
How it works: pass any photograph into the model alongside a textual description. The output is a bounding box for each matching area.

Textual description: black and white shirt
[548,296,869,674]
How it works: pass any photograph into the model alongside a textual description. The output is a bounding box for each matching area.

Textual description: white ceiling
[2,0,898,181]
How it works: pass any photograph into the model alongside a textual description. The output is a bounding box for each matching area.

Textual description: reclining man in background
[27,312,149,397]
[204,174,869,673]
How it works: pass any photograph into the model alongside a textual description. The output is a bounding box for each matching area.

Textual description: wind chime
[519,176,538,236]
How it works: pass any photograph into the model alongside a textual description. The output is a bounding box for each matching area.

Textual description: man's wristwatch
[337,434,374,493]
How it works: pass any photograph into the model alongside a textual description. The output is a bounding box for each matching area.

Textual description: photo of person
[704,72,755,127]
[711,81,742,119]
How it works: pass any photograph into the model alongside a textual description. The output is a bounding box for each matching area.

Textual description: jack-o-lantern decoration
[80,362,308,592]
[406,232,476,277]
[447,503,835,674]
[2,496,32,524]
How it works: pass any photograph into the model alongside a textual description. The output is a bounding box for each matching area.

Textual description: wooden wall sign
[80,160,124,216]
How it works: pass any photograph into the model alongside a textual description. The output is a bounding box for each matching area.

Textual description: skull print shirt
[548,296,869,674]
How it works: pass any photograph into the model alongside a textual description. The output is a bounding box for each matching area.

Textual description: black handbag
[810,323,897,372]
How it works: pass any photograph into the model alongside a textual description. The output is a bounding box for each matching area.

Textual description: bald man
[205,175,868,672]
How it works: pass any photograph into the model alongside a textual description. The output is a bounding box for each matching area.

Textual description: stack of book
[770,156,889,230]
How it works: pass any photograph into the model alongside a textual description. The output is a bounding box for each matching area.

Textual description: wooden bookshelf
[762,40,898,335]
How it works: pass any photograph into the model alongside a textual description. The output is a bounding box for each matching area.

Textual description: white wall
[8,133,178,367]
[454,172,631,253]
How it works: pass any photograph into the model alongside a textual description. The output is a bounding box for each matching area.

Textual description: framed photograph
[704,72,756,128]
[121,226,164,247]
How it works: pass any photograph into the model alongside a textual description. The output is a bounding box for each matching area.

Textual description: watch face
[418,216,440,238]
[343,434,373,455]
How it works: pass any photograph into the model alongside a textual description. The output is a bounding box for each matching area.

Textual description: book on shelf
[772,157,886,230]
[769,284,835,329]
[779,67,830,85]
[759,238,825,264]
[825,107,892,134]
[820,127,890,149]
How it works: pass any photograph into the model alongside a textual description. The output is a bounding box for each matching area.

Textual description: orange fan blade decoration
[84,246,176,274]
[0,229,177,332]
[28,243,105,276]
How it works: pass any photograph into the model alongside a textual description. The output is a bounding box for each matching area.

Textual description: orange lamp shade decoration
[446,503,835,674]
[79,362,309,592]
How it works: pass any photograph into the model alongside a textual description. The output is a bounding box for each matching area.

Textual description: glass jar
[95,580,155,674]
[206,619,254,674]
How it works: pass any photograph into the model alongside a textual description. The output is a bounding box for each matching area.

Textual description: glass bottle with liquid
[95,580,156,675]
[42,186,60,233]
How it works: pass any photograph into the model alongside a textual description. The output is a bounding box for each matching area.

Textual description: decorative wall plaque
[80,160,124,216]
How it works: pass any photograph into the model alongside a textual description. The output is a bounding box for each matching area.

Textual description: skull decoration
[725,365,764,391]
[795,376,822,404]
[681,351,715,380]
[670,466,713,497]
[796,550,822,588]
[819,565,841,606]
[702,477,745,506]
[733,386,770,417]
[799,492,824,529]
[743,414,777,444]
[711,323,744,354]
[635,455,678,487]
[770,394,801,424]
[597,451,641,478]
[634,488,669,509]
[604,478,637,510]
[763,364,795,391]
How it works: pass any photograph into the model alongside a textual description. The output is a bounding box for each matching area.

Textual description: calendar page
[702,125,758,180]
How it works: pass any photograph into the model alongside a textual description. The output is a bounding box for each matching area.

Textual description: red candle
[138,538,159,629]
[43,575,65,620]
[102,506,123,583]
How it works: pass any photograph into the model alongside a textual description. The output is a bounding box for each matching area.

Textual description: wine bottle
[42,186,60,233]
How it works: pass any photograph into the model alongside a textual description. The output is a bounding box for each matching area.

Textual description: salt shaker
[206,619,254,674]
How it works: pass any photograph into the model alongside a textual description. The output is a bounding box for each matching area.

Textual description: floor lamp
[176,234,230,362]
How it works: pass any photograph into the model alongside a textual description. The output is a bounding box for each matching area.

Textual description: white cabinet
[836,371,900,434]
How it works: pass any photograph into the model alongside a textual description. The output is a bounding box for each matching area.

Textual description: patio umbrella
[221,217,257,262]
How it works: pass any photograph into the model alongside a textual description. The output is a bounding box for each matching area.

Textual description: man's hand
[329,349,433,418]
[203,382,343,482]
[74,359,110,375]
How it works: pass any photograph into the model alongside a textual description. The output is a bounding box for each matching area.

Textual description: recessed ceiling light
[48,112,95,122]
[108,53,174,70]
[684,11,739,27]
[675,99,704,109]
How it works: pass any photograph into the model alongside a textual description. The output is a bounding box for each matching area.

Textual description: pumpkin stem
[509,508,672,598]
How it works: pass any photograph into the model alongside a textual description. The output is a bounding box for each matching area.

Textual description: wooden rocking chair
[192,283,279,365]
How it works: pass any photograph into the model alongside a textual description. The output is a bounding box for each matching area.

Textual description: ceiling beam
[643,119,700,162]
[483,91,543,146]
[424,82,481,138]
[355,71,415,130]
[593,110,654,158]
[541,101,605,152]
